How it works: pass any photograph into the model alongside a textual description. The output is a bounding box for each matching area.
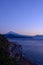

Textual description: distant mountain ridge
[2,31,43,40]
[5,31,20,36]
[34,35,43,40]
[3,31,33,39]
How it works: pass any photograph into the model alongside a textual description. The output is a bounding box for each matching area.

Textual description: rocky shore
[0,34,37,65]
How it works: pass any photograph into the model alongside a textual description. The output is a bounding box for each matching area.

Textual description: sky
[0,0,43,35]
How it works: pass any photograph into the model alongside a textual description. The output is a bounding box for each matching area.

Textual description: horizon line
[0,31,43,36]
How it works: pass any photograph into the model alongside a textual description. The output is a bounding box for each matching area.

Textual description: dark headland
[0,34,37,65]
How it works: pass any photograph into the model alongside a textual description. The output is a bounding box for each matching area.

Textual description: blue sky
[0,0,43,35]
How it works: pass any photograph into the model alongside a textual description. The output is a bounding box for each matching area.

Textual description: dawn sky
[0,0,43,35]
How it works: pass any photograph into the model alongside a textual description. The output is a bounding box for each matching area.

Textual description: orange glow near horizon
[0,30,43,36]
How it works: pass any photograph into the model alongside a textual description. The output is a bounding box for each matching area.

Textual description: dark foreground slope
[0,34,37,65]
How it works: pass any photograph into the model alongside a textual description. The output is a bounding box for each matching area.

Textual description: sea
[8,38,43,65]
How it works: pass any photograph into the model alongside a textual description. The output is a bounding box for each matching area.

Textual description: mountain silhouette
[5,31,20,36]
[3,31,33,39]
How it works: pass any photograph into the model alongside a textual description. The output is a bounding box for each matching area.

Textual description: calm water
[8,38,43,65]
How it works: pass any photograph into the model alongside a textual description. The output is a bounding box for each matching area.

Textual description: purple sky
[0,0,43,35]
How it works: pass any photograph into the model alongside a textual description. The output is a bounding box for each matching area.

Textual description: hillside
[0,34,37,65]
